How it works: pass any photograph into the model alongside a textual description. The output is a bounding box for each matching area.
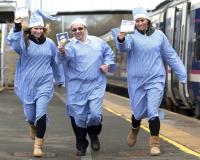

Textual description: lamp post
[40,0,42,11]
[1,24,7,87]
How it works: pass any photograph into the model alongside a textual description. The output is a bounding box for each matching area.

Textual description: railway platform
[0,86,200,160]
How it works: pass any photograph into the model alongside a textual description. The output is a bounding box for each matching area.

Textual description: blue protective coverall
[7,28,63,124]
[57,35,116,128]
[115,29,187,120]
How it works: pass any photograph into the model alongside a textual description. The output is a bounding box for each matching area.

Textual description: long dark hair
[147,20,153,29]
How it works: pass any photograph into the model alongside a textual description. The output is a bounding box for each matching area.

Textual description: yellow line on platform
[103,106,200,159]
[0,87,3,92]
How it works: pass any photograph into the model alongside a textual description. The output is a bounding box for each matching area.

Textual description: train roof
[148,0,190,16]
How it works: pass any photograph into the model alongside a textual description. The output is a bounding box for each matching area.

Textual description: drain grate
[13,152,56,158]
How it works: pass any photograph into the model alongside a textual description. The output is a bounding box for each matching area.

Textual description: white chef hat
[132,7,149,21]
[70,18,87,28]
[29,10,57,28]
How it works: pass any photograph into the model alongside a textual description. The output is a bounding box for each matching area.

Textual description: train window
[165,8,174,41]
[150,13,165,31]
[151,14,160,28]
[174,7,182,55]
[158,12,165,31]
[49,12,132,42]
[194,22,200,60]
[0,25,1,45]
[194,8,200,61]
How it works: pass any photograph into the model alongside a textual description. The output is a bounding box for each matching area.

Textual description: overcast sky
[17,0,165,13]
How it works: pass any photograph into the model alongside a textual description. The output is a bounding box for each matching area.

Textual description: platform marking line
[103,106,200,159]
[56,91,200,159]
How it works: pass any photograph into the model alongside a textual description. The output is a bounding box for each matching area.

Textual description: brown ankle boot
[29,124,36,140]
[127,127,140,147]
[149,136,161,156]
[29,124,37,140]
[33,137,44,157]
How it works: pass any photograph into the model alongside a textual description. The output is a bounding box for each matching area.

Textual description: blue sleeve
[161,33,187,83]
[7,28,24,55]
[57,44,74,63]
[115,34,133,54]
[57,50,68,62]
[102,40,117,72]
[50,42,64,85]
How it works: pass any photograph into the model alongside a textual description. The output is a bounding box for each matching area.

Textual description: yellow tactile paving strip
[103,94,200,158]
[0,88,3,93]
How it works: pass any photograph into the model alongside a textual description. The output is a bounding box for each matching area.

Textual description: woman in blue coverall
[115,7,187,156]
[7,10,63,157]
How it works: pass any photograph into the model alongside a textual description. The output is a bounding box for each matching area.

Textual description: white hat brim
[134,14,149,20]
[29,22,44,28]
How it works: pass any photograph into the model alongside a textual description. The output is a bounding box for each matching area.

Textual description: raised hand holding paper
[56,32,69,48]
[14,7,29,25]
[15,7,29,19]
[120,20,135,33]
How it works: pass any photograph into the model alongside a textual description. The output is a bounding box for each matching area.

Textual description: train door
[165,2,191,109]
[165,7,179,108]
[150,11,177,108]
[177,2,191,108]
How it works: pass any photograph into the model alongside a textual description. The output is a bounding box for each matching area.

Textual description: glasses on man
[72,27,84,32]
